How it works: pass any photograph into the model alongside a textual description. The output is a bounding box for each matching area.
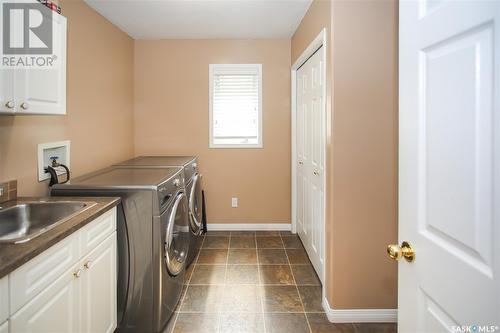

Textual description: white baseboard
[207,223,291,231]
[322,295,397,323]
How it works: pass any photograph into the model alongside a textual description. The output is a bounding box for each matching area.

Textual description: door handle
[387,241,414,262]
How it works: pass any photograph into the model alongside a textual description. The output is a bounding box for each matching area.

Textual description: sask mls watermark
[1,0,58,69]
[452,325,500,333]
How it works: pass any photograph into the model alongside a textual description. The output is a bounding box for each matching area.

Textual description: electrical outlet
[231,197,238,208]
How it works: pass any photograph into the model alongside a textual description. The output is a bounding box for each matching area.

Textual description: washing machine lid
[53,167,183,190]
[114,156,196,168]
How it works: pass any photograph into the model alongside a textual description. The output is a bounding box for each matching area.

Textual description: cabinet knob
[20,102,29,110]
[5,101,14,109]
[84,260,93,269]
[73,269,82,278]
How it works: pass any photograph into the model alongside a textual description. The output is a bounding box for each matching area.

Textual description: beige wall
[330,0,398,309]
[291,0,398,309]
[0,0,135,196]
[291,0,331,65]
[134,39,291,224]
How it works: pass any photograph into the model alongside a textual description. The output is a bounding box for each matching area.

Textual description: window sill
[209,143,263,149]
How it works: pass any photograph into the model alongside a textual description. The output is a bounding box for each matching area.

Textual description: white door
[81,233,117,333]
[399,0,500,332]
[9,265,80,333]
[16,11,66,115]
[296,46,325,283]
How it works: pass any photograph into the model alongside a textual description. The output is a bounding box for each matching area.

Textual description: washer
[51,167,189,333]
[114,156,204,266]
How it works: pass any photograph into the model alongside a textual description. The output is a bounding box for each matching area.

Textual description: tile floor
[165,231,397,333]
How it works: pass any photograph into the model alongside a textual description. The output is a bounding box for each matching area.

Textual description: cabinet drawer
[9,232,79,314]
[80,208,116,257]
[0,276,8,323]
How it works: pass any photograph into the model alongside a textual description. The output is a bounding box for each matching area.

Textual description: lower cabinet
[5,208,117,333]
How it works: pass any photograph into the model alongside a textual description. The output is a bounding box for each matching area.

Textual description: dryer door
[164,192,189,276]
[188,173,203,235]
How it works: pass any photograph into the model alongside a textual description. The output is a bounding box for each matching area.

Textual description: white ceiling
[83,0,312,39]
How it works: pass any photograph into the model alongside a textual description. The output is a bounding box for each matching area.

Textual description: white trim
[208,63,263,149]
[322,296,398,323]
[291,69,297,234]
[291,28,327,70]
[291,28,327,285]
[207,223,291,231]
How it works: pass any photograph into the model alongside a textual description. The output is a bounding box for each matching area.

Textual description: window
[209,64,262,148]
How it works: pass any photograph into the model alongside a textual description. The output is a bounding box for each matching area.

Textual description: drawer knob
[5,101,14,109]
[84,260,93,269]
[20,102,29,110]
[73,269,82,278]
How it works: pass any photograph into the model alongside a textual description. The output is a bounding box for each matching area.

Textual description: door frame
[290,28,327,284]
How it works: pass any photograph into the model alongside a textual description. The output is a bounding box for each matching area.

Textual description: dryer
[113,156,204,266]
[51,167,189,332]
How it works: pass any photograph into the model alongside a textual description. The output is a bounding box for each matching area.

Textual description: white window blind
[209,64,262,148]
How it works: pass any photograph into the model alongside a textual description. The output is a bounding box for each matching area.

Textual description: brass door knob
[387,241,414,262]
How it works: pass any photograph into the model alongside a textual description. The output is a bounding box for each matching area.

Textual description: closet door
[296,46,325,283]
[296,58,308,249]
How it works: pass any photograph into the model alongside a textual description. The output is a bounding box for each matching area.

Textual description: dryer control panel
[158,175,185,212]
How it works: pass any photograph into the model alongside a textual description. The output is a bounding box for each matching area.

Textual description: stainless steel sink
[0,201,96,244]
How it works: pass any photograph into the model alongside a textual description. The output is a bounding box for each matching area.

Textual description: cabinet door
[0,70,15,113]
[15,11,66,115]
[0,276,8,324]
[0,1,15,114]
[10,265,80,333]
[81,232,117,333]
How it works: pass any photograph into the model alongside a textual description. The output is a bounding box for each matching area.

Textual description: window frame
[209,63,263,149]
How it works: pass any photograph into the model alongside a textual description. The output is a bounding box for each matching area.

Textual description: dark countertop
[0,196,120,279]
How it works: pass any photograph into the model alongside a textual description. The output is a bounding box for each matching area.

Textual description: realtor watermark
[452,325,500,333]
[1,0,58,69]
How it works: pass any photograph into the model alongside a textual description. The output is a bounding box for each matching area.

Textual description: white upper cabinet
[0,3,67,115]
[0,69,15,113]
